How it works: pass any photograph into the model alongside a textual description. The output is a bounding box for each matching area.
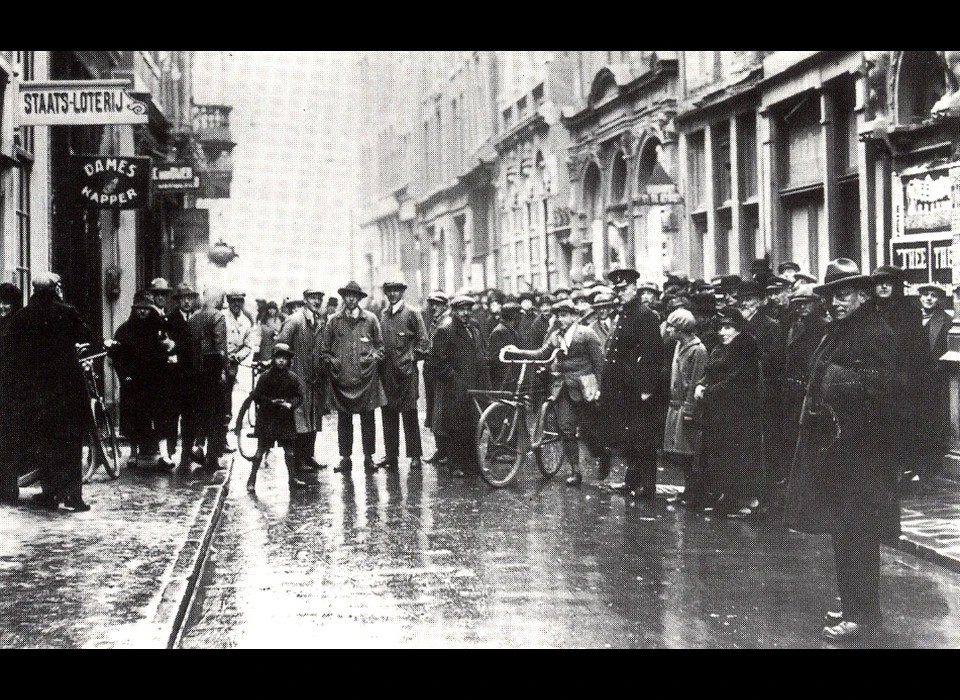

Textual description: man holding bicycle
[0,272,95,511]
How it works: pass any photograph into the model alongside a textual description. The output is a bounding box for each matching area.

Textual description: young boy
[246,343,309,492]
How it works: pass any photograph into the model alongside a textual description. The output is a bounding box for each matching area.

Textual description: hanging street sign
[69,155,151,209]
[17,79,149,126]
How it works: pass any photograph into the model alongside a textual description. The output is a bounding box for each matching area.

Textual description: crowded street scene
[2,51,960,648]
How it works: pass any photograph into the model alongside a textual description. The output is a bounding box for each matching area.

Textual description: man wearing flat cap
[422,291,450,463]
[0,272,95,510]
[785,258,900,642]
[429,294,490,477]
[222,290,255,453]
[377,280,429,471]
[598,268,665,497]
[322,281,387,474]
[777,261,801,284]
[277,286,330,474]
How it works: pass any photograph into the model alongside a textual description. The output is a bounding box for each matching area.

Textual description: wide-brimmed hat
[426,290,449,305]
[666,308,697,332]
[871,265,905,284]
[715,274,742,294]
[552,286,572,296]
[607,268,641,287]
[450,295,474,309]
[382,280,408,291]
[917,284,947,298]
[148,277,173,293]
[814,258,874,295]
[337,281,367,299]
[174,282,198,298]
[737,280,764,299]
[272,342,294,359]
[591,292,617,308]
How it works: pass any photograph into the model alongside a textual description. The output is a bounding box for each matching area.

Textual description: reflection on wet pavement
[179,436,960,648]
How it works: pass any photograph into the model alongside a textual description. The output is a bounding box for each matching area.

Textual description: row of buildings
[0,50,235,405]
[356,51,960,305]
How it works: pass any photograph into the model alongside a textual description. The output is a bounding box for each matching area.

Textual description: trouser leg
[360,410,376,456]
[381,406,400,459]
[558,392,580,468]
[401,409,422,458]
[337,411,354,457]
[832,526,882,627]
[424,375,435,428]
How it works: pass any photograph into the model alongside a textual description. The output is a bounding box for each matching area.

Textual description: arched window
[583,162,602,222]
[610,151,627,203]
[638,138,671,192]
[897,51,949,125]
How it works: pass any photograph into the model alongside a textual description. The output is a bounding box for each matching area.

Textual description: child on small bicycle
[245,342,309,493]
[502,299,607,487]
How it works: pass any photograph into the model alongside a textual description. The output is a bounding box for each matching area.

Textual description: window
[610,152,627,203]
[503,106,512,129]
[833,79,858,176]
[532,83,544,106]
[518,96,528,119]
[737,113,758,200]
[782,94,823,188]
[714,121,732,205]
[16,166,30,294]
[687,131,707,210]
[897,51,948,125]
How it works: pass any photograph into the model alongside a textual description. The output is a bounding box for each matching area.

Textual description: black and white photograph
[2,50,960,648]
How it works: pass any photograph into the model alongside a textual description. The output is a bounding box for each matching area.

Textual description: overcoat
[784,303,901,540]
[429,315,489,437]
[598,296,665,451]
[251,365,303,443]
[487,321,522,390]
[111,306,173,442]
[782,313,828,455]
[422,309,449,429]
[321,308,386,414]
[663,335,707,456]
[920,308,951,452]
[379,301,428,412]
[277,307,327,432]
[699,331,765,500]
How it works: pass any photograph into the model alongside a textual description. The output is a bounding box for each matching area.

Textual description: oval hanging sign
[70,155,152,209]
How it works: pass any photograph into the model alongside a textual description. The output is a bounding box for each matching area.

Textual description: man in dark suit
[185,288,228,470]
[598,268,665,498]
[164,283,199,466]
[422,291,450,464]
[1,272,94,510]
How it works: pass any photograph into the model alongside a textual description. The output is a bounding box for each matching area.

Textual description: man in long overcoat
[784,258,900,642]
[429,295,490,477]
[277,287,329,473]
[322,281,387,473]
[422,291,450,463]
[377,280,428,471]
[165,283,199,465]
[0,272,94,510]
[186,288,228,470]
[598,268,665,498]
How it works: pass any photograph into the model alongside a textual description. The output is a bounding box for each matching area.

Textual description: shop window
[737,113,758,200]
[687,131,706,210]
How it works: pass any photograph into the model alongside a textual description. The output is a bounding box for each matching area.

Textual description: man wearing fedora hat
[277,286,330,475]
[377,280,429,471]
[599,268,665,497]
[785,258,900,642]
[322,281,387,474]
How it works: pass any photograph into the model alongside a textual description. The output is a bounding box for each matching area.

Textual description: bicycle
[233,359,271,461]
[468,346,563,488]
[237,358,270,434]
[78,342,121,483]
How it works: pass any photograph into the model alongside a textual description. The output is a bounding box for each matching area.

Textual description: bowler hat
[450,295,474,309]
[666,308,697,333]
[382,280,408,291]
[148,277,172,293]
[337,281,368,299]
[917,284,947,298]
[272,342,294,359]
[552,299,579,315]
[737,280,764,298]
[427,290,449,305]
[608,268,641,287]
[174,282,198,298]
[814,258,874,295]
[715,274,743,294]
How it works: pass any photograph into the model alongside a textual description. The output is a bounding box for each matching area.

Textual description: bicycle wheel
[533,398,564,478]
[243,392,257,430]
[476,401,524,488]
[235,394,259,461]
[84,400,120,482]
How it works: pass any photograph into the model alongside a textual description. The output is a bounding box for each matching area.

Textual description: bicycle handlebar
[498,346,560,364]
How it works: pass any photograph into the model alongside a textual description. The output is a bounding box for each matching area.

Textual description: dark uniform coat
[251,365,303,443]
[598,296,665,452]
[379,301,428,412]
[321,309,387,414]
[784,303,900,540]
[277,307,327,432]
[429,315,489,438]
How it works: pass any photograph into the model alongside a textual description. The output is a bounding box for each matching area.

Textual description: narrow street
[178,408,960,648]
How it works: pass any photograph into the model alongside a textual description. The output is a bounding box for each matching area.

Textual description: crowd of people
[0,254,950,643]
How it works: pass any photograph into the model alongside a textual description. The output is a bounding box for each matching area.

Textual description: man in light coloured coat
[277,287,329,473]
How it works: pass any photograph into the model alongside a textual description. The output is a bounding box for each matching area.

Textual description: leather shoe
[304,456,327,471]
[334,457,352,473]
[62,497,91,512]
[410,457,422,470]
[30,493,59,511]
[822,620,876,642]
[565,471,583,487]
[376,456,398,471]
[363,456,378,473]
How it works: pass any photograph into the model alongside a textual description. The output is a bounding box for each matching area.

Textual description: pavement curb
[893,535,960,575]
[141,456,234,648]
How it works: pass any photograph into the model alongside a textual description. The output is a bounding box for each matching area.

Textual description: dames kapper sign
[70,155,151,209]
